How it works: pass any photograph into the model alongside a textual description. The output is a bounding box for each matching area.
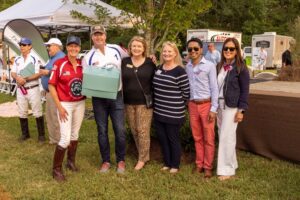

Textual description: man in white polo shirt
[82,25,128,173]
[11,37,45,142]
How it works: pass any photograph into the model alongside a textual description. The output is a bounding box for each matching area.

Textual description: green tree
[289,16,300,66]
[0,0,20,11]
[70,0,211,54]
[194,0,300,46]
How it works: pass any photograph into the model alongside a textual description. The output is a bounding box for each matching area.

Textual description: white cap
[44,38,62,46]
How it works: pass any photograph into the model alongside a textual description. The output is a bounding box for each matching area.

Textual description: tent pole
[89,26,91,48]
[49,27,52,39]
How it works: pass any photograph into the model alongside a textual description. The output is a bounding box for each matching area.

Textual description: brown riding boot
[19,118,30,141]
[36,116,46,143]
[66,140,79,171]
[53,145,66,182]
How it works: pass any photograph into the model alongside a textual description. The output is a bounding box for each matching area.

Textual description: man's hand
[16,76,26,86]
[39,69,50,76]
[208,111,216,122]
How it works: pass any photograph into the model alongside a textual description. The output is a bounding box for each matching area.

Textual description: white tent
[0,0,130,34]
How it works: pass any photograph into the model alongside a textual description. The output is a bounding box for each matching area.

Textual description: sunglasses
[188,47,200,52]
[19,44,30,47]
[223,47,236,52]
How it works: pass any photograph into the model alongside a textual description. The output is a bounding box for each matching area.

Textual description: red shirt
[49,56,85,102]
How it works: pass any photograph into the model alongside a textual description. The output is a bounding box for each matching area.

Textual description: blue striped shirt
[153,65,190,124]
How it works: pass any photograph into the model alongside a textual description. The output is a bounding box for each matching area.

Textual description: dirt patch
[0,186,12,200]
[277,65,300,81]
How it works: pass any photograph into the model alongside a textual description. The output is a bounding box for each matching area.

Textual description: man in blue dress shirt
[205,42,221,65]
[186,38,219,178]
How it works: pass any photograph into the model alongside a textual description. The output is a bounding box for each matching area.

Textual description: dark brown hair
[218,37,246,73]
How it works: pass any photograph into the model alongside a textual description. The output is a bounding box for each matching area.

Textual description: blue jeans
[92,92,126,163]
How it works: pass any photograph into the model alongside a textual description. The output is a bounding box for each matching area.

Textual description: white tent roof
[0,0,129,33]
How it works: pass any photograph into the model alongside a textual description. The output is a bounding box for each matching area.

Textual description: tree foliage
[195,0,300,46]
[112,0,211,53]
[69,0,211,54]
[289,17,300,66]
[0,0,20,11]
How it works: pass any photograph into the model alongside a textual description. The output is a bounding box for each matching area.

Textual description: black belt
[23,84,39,90]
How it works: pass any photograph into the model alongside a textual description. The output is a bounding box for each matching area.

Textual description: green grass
[0,94,299,199]
[0,92,15,104]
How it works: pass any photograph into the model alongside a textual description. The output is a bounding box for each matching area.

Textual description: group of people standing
[12,24,249,182]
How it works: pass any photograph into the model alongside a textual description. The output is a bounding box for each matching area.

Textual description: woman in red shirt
[49,36,85,182]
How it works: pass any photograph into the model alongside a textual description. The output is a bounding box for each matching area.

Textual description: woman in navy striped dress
[153,41,190,173]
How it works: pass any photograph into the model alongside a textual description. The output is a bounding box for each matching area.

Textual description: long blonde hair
[127,36,147,57]
[160,41,183,67]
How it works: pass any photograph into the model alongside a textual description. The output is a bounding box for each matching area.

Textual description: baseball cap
[91,25,106,35]
[66,36,81,46]
[44,38,62,46]
[19,37,32,45]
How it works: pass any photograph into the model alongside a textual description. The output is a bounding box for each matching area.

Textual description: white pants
[16,86,42,118]
[217,100,238,176]
[58,100,85,148]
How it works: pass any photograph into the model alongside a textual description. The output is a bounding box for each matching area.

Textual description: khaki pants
[125,105,153,162]
[46,92,60,144]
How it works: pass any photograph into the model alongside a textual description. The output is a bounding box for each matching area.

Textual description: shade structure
[0,0,133,34]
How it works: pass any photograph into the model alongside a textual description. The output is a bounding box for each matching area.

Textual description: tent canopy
[0,0,130,34]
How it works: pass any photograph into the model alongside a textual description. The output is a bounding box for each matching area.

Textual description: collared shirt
[49,56,84,102]
[186,57,218,112]
[205,50,221,65]
[11,52,39,87]
[41,51,65,91]
[82,44,129,91]
[217,67,228,99]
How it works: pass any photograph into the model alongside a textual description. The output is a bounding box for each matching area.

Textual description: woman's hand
[234,111,244,123]
[58,106,68,123]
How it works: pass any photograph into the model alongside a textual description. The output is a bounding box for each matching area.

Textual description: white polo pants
[217,100,238,176]
[16,86,42,118]
[57,100,85,148]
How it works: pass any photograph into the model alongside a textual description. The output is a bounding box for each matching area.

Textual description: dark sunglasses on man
[188,47,200,53]
[19,44,30,47]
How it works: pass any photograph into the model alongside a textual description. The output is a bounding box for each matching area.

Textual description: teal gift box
[82,66,120,99]
[20,63,35,77]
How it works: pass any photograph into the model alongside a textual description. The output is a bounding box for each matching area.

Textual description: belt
[190,98,211,105]
[23,84,39,90]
